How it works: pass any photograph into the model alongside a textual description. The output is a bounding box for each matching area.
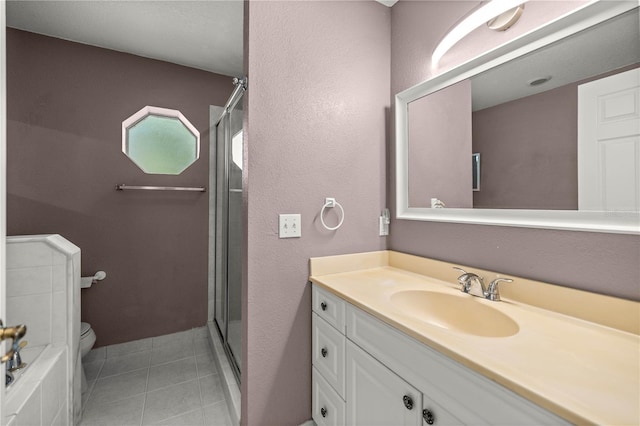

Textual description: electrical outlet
[379,216,389,236]
[279,214,301,238]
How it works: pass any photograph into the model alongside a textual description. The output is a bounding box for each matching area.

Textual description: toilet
[79,322,97,395]
[80,322,96,358]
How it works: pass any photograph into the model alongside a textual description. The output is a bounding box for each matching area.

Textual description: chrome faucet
[453,267,514,301]
[7,340,27,372]
[0,321,27,364]
[453,267,486,298]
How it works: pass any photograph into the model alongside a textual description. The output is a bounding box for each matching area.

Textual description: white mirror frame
[395,1,640,235]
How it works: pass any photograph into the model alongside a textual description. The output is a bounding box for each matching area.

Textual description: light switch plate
[279,214,301,238]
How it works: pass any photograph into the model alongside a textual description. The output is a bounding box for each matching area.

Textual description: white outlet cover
[279,214,301,238]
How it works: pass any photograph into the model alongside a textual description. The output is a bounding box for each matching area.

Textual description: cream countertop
[309,251,640,426]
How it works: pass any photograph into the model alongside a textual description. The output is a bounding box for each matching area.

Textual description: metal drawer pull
[320,302,327,311]
[321,407,327,418]
[321,347,328,357]
[423,409,435,424]
[403,395,413,410]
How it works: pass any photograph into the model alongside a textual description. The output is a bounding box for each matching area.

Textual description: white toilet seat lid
[81,322,92,336]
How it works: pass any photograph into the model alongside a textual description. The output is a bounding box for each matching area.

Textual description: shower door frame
[211,78,245,385]
[0,0,7,421]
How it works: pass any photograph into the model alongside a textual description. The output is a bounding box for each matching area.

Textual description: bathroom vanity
[309,251,639,425]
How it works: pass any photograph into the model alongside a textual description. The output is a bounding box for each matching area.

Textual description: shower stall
[209,77,245,384]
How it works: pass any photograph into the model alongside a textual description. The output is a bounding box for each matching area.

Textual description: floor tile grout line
[147,372,201,394]
[151,407,205,426]
[95,365,150,381]
[97,355,153,380]
[80,379,97,419]
[94,358,105,381]
[81,358,104,418]
[150,354,196,369]
[198,367,206,411]
[139,362,151,426]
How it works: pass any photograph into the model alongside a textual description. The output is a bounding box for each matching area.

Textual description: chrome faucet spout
[453,267,486,298]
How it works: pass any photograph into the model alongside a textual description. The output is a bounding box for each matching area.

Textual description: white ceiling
[471,8,640,110]
[8,0,634,108]
[6,0,244,77]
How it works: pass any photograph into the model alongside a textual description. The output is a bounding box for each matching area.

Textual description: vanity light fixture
[432,0,529,67]
[487,4,525,31]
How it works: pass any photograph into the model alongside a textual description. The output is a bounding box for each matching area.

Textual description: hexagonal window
[122,106,200,175]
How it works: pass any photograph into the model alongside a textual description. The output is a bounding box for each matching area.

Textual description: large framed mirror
[395,1,639,234]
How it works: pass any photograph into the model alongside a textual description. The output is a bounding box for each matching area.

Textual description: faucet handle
[452,266,467,274]
[0,321,27,364]
[452,266,469,291]
[486,278,514,301]
[453,267,484,293]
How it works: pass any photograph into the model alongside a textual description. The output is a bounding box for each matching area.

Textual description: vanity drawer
[313,285,346,333]
[313,367,346,426]
[313,312,346,398]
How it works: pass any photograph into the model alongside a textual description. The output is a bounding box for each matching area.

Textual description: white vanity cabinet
[312,284,570,426]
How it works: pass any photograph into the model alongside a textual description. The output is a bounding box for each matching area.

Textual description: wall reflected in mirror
[407,9,639,210]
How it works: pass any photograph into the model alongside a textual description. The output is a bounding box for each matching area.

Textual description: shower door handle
[0,320,27,363]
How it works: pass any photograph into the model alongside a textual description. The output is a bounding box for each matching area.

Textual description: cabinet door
[346,340,422,426]
[422,394,464,426]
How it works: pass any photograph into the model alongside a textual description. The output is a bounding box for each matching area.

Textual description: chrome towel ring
[320,198,345,231]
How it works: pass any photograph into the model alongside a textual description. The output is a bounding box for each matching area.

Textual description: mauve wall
[408,79,472,208]
[472,64,640,210]
[472,83,577,210]
[244,1,389,425]
[6,29,232,346]
[390,1,640,301]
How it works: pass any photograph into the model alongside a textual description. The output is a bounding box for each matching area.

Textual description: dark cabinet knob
[321,347,328,357]
[320,407,327,418]
[320,302,327,311]
[423,409,435,425]
[403,395,414,410]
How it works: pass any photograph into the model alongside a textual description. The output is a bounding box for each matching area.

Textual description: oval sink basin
[390,290,519,337]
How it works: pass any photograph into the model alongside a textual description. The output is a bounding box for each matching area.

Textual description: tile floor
[80,327,233,426]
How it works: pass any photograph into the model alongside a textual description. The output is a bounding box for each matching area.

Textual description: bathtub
[5,345,69,426]
[5,234,81,424]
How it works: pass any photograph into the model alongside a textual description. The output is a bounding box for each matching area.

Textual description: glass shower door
[214,120,227,339]
[213,79,244,382]
[225,108,243,372]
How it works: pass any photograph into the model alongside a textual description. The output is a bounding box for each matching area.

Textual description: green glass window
[122,106,200,175]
